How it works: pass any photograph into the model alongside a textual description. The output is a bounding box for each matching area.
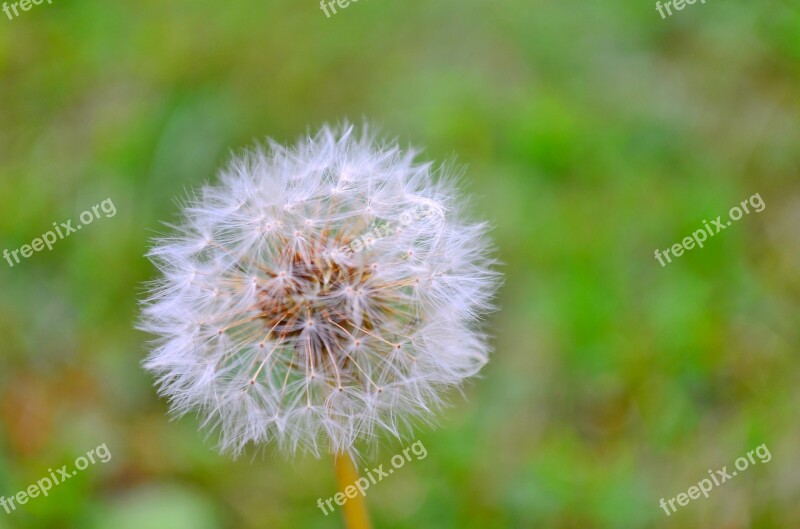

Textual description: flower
[140,124,499,458]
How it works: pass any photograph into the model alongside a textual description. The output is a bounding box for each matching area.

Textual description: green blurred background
[1,0,798,527]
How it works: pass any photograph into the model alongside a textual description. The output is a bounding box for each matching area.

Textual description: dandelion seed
[139,124,500,459]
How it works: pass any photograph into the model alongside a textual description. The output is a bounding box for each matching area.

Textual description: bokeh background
[1,0,798,528]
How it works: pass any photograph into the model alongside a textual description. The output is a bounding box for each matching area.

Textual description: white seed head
[140,124,499,458]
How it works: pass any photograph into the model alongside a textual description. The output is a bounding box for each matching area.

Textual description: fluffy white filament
[140,124,499,458]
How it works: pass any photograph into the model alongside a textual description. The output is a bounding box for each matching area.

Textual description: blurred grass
[0,0,799,528]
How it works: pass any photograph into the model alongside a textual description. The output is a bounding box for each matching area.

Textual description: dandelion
[139,124,499,527]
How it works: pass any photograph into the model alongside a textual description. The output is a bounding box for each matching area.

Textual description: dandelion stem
[334,453,372,529]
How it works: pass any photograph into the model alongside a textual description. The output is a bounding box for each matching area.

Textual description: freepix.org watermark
[655,192,765,267]
[316,440,428,516]
[1,443,112,515]
[655,0,708,19]
[2,0,53,21]
[321,200,442,264]
[659,443,771,516]
[319,0,365,18]
[3,197,116,268]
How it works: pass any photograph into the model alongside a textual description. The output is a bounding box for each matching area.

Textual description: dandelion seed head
[140,124,499,458]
